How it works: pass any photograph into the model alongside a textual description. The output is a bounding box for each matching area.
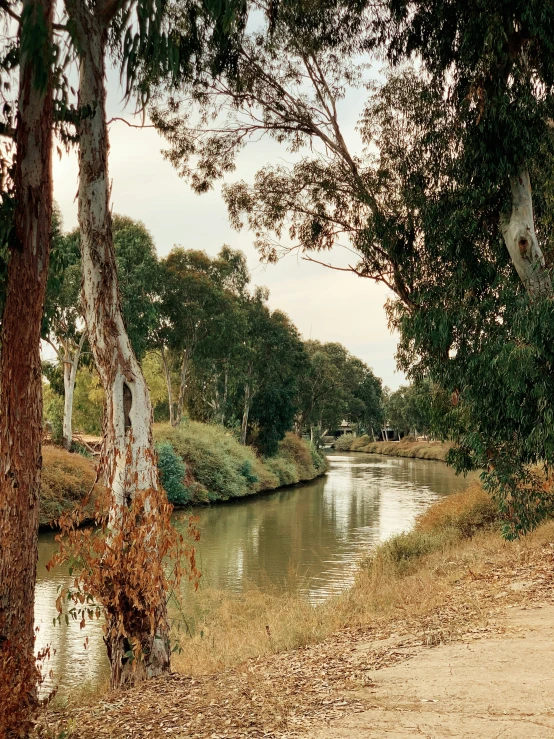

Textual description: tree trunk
[501,170,552,298]
[221,361,229,425]
[62,333,85,451]
[0,1,53,732]
[160,345,175,426]
[67,1,170,688]
[175,347,189,425]
[240,381,251,445]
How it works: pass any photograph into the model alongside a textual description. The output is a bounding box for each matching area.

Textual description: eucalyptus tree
[246,306,307,454]
[43,215,158,450]
[57,0,251,686]
[0,0,55,731]
[155,247,239,425]
[43,220,86,450]
[372,2,554,533]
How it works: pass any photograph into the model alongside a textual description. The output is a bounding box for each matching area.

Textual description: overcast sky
[52,67,406,390]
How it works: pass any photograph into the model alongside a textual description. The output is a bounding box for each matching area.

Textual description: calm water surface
[35,451,473,692]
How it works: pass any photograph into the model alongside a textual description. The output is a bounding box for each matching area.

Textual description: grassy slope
[334,434,451,461]
[153,422,326,503]
[39,425,326,526]
[170,481,504,674]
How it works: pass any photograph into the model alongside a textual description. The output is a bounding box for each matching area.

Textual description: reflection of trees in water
[36,452,473,691]
[35,537,107,694]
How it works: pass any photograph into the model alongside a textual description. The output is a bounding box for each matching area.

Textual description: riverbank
[334,435,451,462]
[38,482,554,738]
[39,424,326,528]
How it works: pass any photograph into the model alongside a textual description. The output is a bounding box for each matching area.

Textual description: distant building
[334,420,356,437]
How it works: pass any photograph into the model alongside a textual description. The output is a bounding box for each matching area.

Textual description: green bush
[156,441,190,506]
[334,435,354,451]
[309,442,326,471]
[155,422,262,501]
[265,456,299,486]
[239,460,259,484]
[154,424,327,503]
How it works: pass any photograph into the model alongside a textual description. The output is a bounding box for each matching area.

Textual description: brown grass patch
[40,447,100,527]
[168,482,532,677]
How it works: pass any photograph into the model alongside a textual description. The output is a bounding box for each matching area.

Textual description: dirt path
[311,604,554,738]
[39,541,554,739]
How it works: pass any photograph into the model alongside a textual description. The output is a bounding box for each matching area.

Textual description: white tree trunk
[175,347,189,426]
[501,170,552,298]
[62,333,85,451]
[240,381,251,445]
[66,0,170,688]
[160,345,175,426]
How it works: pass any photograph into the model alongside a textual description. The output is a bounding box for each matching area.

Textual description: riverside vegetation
[39,424,326,528]
[333,435,451,462]
[41,478,554,739]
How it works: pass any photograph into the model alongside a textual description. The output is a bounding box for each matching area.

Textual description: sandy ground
[40,541,554,739]
[311,605,554,738]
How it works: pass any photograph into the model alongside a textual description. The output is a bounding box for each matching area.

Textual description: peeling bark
[62,332,86,450]
[501,170,552,298]
[65,0,170,687]
[0,0,54,731]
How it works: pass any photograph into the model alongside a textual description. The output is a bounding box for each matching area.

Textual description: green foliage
[113,215,160,360]
[238,459,258,484]
[154,423,324,502]
[156,441,190,506]
[296,341,384,439]
[155,421,264,500]
[43,383,64,443]
[384,380,436,437]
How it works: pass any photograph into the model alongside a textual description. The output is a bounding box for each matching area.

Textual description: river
[35,451,473,693]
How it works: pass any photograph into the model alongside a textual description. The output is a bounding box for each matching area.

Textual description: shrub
[416,483,499,538]
[278,433,318,480]
[264,457,299,486]
[155,422,263,501]
[239,460,259,484]
[334,435,354,451]
[157,441,190,506]
[309,442,327,472]
[350,435,370,451]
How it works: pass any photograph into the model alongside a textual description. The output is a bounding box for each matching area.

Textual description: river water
[35,451,473,692]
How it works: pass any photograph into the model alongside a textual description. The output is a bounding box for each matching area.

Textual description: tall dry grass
[40,446,100,527]
[171,483,535,676]
[334,436,451,461]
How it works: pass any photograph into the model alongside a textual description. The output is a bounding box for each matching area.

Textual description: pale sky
[52,68,406,390]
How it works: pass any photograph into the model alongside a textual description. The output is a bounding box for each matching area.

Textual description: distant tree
[43,220,86,450]
[155,247,241,425]
[112,215,160,361]
[296,341,383,442]
[43,215,160,448]
[247,308,308,455]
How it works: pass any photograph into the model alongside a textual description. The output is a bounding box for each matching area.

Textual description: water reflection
[35,451,473,691]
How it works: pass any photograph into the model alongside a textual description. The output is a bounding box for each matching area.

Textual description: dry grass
[168,483,538,677]
[335,436,452,461]
[40,446,99,527]
[171,585,336,676]
[39,484,554,739]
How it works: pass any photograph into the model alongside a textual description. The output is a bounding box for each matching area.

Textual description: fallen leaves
[36,541,554,739]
